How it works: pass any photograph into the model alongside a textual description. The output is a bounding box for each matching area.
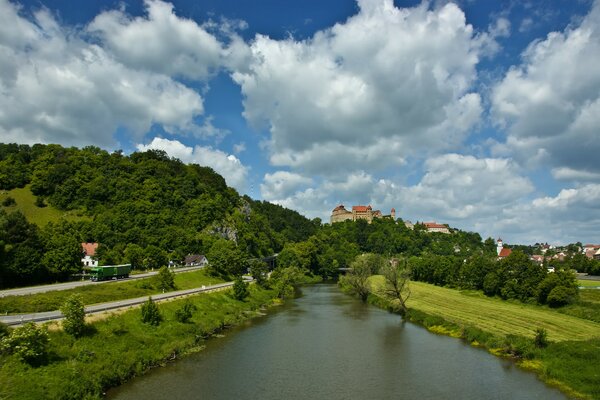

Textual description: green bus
[89,264,131,281]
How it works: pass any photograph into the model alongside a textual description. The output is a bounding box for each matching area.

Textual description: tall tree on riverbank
[380,258,411,315]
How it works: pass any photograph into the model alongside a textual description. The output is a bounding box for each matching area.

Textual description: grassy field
[0,185,87,226]
[369,276,600,342]
[0,270,225,314]
[579,280,600,288]
[0,285,277,400]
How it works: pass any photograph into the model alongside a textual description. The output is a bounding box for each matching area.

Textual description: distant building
[81,242,98,267]
[497,238,512,259]
[330,204,396,224]
[423,222,450,234]
[184,254,208,267]
[584,244,600,259]
[404,220,414,230]
[530,254,544,264]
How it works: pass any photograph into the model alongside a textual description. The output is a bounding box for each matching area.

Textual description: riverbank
[0,285,279,399]
[361,277,600,400]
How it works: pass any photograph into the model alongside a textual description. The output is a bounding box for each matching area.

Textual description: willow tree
[380,258,411,315]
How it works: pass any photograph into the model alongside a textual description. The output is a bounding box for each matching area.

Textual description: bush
[0,322,9,338]
[34,196,46,208]
[534,328,548,348]
[1,196,16,206]
[141,297,162,326]
[175,300,197,323]
[61,294,86,337]
[0,322,49,365]
[154,266,176,292]
[233,275,249,301]
[547,286,575,308]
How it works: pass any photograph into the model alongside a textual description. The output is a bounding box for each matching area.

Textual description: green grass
[558,289,600,324]
[369,276,600,342]
[0,270,225,314]
[0,185,87,226]
[0,285,277,400]
[579,280,600,288]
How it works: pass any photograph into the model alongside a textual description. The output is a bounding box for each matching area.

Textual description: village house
[583,244,600,259]
[184,254,208,267]
[423,222,450,234]
[81,242,98,267]
[330,204,395,224]
[497,238,512,259]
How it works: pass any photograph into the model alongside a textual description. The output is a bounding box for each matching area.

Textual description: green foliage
[270,266,305,299]
[60,294,86,337]
[0,322,8,338]
[140,297,162,326]
[174,300,197,323]
[1,196,15,206]
[339,253,383,302]
[34,196,46,208]
[380,259,411,315]
[0,322,49,365]
[206,239,245,279]
[547,286,576,308]
[232,275,249,301]
[154,266,176,292]
[534,328,548,348]
[248,260,269,287]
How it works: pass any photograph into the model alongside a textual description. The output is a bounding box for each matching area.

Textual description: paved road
[0,280,240,327]
[0,266,205,297]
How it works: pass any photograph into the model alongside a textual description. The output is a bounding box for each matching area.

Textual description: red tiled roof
[333,204,347,212]
[424,222,446,229]
[81,242,98,257]
[352,205,369,212]
[498,248,512,258]
[391,208,395,212]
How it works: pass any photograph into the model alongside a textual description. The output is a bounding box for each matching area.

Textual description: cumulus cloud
[88,0,223,80]
[232,0,488,174]
[136,137,249,192]
[0,0,205,147]
[260,171,313,200]
[492,1,600,174]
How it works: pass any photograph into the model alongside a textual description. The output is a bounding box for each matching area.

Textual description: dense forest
[0,143,317,287]
[0,143,587,308]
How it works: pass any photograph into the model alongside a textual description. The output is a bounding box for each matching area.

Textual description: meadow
[0,269,225,314]
[0,185,87,226]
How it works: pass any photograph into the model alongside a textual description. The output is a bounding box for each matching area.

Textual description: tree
[248,260,269,287]
[0,322,49,365]
[124,244,145,270]
[61,294,85,337]
[534,328,548,348]
[340,253,382,302]
[379,259,411,315]
[141,297,162,326]
[270,266,305,299]
[232,275,249,301]
[206,239,245,279]
[155,266,176,292]
[175,300,197,323]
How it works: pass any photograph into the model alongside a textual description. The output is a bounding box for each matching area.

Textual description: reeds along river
[108,285,567,400]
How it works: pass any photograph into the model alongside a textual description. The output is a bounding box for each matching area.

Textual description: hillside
[0,143,316,289]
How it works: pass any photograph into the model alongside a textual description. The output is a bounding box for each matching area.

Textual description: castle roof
[333,204,347,212]
[352,205,369,212]
[498,248,512,258]
[424,222,446,229]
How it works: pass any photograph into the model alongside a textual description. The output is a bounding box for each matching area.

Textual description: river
[108,284,567,400]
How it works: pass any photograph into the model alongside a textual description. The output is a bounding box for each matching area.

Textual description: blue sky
[1,0,599,245]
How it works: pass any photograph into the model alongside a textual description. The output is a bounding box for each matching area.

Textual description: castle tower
[391,208,396,220]
[497,238,503,256]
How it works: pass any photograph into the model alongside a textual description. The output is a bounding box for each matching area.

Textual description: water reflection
[109,285,567,400]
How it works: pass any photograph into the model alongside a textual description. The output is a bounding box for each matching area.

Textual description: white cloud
[233,142,246,154]
[136,137,249,192]
[88,0,223,80]
[492,1,600,174]
[232,0,487,174]
[0,0,205,147]
[551,167,600,182]
[260,171,313,200]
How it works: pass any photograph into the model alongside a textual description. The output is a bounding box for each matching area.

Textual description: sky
[1,0,599,245]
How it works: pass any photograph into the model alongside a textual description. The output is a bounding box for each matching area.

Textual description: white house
[81,242,98,267]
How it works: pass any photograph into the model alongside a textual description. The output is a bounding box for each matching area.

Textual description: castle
[330,204,395,224]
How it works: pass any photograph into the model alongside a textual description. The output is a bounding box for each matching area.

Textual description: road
[0,280,242,327]
[0,266,205,297]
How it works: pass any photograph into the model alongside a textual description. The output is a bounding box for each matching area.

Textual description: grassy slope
[579,280,600,288]
[0,270,225,314]
[0,185,86,226]
[370,276,600,342]
[0,286,277,400]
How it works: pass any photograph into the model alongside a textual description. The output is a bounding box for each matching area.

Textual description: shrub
[175,300,197,323]
[34,196,46,208]
[547,286,575,308]
[233,275,249,301]
[534,328,548,348]
[61,294,86,337]
[1,196,16,206]
[0,322,49,365]
[141,297,162,326]
[155,266,176,292]
[0,322,9,338]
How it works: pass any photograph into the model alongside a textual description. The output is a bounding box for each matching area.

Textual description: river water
[108,285,566,400]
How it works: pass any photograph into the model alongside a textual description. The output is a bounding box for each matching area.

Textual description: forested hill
[0,143,317,288]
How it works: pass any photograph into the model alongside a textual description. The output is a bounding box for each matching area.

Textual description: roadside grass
[0,270,225,314]
[579,280,600,288]
[0,185,87,226]
[368,276,600,342]
[0,285,277,400]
